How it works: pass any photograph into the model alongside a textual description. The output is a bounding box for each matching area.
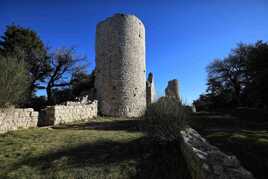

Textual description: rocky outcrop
[39,100,97,126]
[0,108,38,133]
[180,127,255,179]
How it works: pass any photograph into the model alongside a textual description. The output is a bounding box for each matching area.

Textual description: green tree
[246,41,268,107]
[206,55,246,106]
[195,41,268,111]
[0,24,50,97]
[71,69,95,97]
[0,55,29,107]
[50,69,95,105]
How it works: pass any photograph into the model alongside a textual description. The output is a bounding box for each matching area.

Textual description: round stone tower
[95,13,146,117]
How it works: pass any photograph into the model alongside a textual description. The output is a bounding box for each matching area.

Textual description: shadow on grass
[190,112,268,179]
[206,131,268,179]
[189,112,268,133]
[5,137,191,179]
[52,119,145,132]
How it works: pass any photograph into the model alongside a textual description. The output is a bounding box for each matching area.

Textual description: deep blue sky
[1,0,268,103]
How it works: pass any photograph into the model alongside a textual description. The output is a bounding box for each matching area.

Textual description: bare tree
[44,48,86,104]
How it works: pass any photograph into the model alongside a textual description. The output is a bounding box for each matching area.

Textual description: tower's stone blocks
[165,79,180,99]
[95,14,146,117]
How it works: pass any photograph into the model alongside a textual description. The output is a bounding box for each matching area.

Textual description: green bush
[144,97,187,142]
[0,56,29,107]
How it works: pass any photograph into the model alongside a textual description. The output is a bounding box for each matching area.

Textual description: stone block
[0,108,38,133]
[180,127,255,179]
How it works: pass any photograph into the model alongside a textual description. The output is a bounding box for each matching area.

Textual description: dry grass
[0,117,190,179]
[144,97,187,142]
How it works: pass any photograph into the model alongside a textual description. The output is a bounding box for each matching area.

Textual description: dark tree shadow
[7,137,191,179]
[190,112,268,179]
[134,141,191,179]
[52,119,145,132]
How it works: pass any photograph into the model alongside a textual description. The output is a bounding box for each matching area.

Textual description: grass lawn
[189,112,268,179]
[0,117,190,179]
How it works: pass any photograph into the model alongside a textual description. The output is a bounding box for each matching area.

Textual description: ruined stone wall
[146,72,157,106]
[0,108,38,133]
[95,13,146,117]
[165,79,179,99]
[180,127,255,179]
[40,100,97,126]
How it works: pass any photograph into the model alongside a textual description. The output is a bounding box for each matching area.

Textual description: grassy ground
[0,117,190,179]
[189,112,268,179]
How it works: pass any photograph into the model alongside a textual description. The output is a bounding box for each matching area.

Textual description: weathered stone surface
[39,100,98,126]
[74,95,93,104]
[146,72,157,106]
[192,104,196,112]
[180,127,255,179]
[165,79,179,99]
[95,13,146,117]
[0,108,38,133]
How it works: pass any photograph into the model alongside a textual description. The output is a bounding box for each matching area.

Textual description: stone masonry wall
[0,108,38,133]
[180,127,255,179]
[40,100,98,126]
[95,13,146,117]
[165,79,180,99]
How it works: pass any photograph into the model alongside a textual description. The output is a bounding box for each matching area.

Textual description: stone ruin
[0,13,256,178]
[39,100,97,126]
[74,95,91,104]
[165,79,180,99]
[0,13,157,131]
[95,13,147,117]
[146,72,157,106]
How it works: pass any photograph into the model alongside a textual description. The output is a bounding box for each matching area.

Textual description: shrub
[0,55,29,107]
[144,97,187,142]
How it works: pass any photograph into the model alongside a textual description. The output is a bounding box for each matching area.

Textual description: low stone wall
[180,127,255,179]
[0,108,38,133]
[39,100,98,126]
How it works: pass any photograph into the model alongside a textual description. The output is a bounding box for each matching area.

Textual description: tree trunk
[46,83,53,105]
